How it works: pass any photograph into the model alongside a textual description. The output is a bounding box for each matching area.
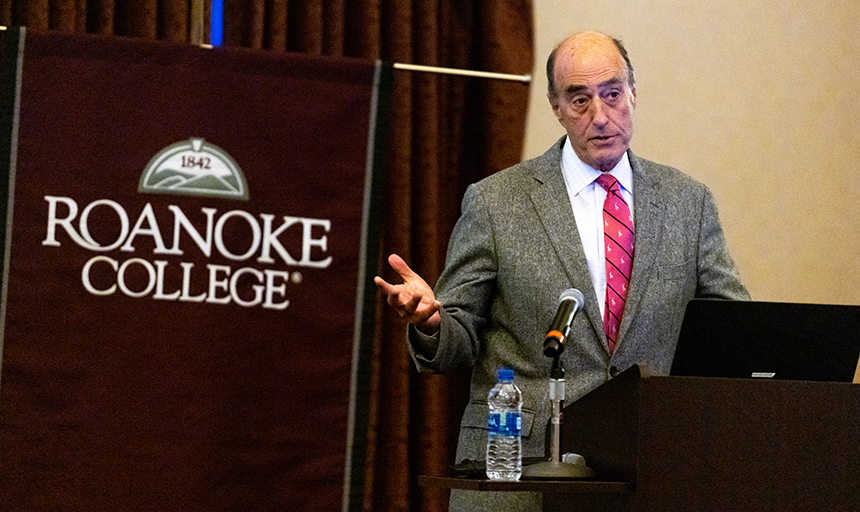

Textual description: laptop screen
[670,299,860,383]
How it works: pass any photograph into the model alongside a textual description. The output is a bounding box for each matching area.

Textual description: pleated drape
[0,1,534,510]
[0,0,209,40]
[224,3,534,510]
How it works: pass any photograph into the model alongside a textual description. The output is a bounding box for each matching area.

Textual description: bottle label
[488,411,521,436]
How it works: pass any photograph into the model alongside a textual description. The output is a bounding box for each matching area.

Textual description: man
[375,31,749,511]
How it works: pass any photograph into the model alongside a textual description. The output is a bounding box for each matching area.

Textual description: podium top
[671,299,860,383]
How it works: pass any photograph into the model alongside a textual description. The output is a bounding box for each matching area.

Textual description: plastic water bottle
[486,368,522,481]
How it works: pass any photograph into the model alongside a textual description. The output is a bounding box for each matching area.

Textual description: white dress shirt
[558,137,634,319]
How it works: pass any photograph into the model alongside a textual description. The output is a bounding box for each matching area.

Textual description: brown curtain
[0,1,534,510]
[228,2,535,510]
[0,0,209,40]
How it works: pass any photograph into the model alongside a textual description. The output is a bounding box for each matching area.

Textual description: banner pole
[392,62,531,82]
[190,0,205,45]
[0,26,23,396]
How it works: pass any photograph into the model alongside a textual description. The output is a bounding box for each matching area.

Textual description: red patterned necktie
[595,174,634,353]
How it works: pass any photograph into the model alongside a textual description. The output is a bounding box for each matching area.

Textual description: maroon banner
[0,29,383,510]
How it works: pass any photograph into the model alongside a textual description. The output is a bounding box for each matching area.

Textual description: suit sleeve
[695,187,751,300]
[407,183,497,372]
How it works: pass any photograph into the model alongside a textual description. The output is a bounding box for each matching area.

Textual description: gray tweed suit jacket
[408,137,749,511]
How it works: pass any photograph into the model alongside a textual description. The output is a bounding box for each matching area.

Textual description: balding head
[547,32,635,99]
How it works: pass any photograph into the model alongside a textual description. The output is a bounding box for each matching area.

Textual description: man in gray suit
[375,31,749,511]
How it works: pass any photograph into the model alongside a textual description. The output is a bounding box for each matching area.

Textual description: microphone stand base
[520,461,596,480]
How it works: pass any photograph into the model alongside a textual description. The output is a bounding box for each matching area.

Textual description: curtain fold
[0,0,207,40]
[0,1,534,510]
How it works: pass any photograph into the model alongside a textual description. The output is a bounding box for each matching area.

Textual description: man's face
[549,35,636,172]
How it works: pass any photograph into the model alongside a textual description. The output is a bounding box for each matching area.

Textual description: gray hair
[546,34,635,98]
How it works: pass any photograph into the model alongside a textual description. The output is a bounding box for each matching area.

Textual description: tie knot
[595,173,619,193]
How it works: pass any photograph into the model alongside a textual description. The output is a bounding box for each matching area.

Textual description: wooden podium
[543,364,860,511]
[419,364,860,510]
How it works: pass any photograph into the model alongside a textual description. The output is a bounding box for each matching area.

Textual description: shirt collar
[560,137,633,196]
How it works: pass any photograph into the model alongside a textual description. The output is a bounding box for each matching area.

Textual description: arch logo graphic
[139,138,249,200]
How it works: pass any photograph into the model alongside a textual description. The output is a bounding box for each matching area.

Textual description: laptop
[670,299,860,383]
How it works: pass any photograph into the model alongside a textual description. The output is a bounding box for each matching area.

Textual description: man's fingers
[388,253,419,281]
[373,276,394,294]
[412,301,442,330]
[376,254,439,326]
[376,279,419,309]
[403,293,423,312]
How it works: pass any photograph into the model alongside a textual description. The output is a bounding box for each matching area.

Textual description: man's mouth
[591,134,616,143]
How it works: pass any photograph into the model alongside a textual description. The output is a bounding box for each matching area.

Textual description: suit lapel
[528,140,607,343]
[616,152,664,349]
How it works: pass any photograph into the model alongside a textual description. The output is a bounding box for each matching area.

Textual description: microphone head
[543,288,585,358]
[559,288,585,306]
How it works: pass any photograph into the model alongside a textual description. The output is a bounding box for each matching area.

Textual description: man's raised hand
[374,254,441,334]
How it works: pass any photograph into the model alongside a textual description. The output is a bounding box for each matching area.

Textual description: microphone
[543,288,585,357]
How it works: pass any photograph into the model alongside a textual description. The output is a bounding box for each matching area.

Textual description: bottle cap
[498,368,514,381]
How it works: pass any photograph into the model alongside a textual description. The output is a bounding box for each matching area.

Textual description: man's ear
[549,94,562,121]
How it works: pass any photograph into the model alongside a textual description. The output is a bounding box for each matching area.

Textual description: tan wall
[525,0,860,304]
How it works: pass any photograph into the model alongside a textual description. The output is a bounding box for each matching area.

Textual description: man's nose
[591,99,609,125]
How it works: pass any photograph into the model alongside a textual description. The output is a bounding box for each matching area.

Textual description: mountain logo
[139,138,249,200]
